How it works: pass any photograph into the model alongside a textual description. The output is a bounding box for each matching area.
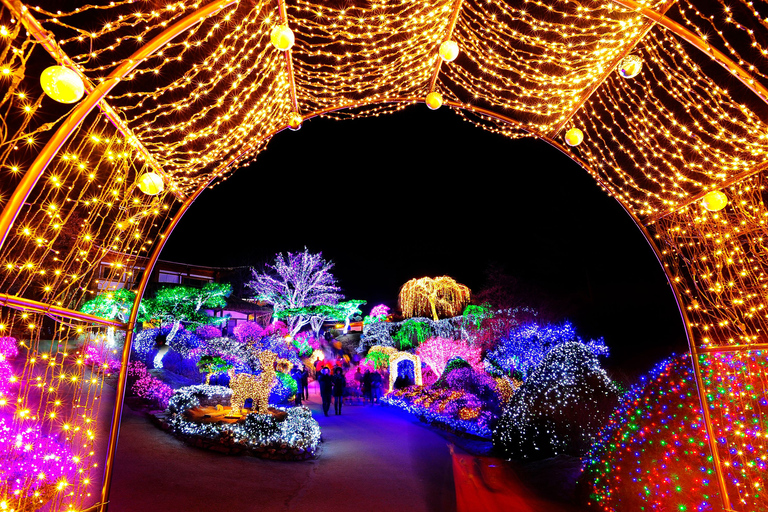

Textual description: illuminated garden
[1,0,768,509]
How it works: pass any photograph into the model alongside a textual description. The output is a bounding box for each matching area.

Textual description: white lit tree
[248,248,343,337]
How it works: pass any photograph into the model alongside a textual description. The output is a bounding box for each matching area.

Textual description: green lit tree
[196,355,234,384]
[332,300,366,334]
[144,283,232,343]
[80,289,148,345]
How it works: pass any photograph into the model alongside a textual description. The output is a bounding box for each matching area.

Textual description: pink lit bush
[416,337,482,377]
[132,373,174,409]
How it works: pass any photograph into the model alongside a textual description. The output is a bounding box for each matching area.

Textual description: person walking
[291,365,304,406]
[332,367,346,415]
[317,367,333,416]
[370,369,383,404]
[301,366,310,400]
[362,369,372,405]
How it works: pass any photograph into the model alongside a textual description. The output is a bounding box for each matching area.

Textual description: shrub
[417,337,482,377]
[485,321,607,379]
[579,352,767,512]
[243,413,280,439]
[393,319,432,349]
[493,342,619,460]
[233,321,264,342]
[196,325,222,339]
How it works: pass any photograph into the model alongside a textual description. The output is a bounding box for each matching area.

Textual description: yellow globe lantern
[287,112,303,131]
[40,66,85,104]
[271,25,295,51]
[137,172,164,196]
[565,127,584,147]
[702,190,728,212]
[425,91,443,110]
[438,40,459,62]
[618,55,642,79]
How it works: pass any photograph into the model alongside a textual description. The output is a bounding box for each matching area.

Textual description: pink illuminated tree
[416,337,483,377]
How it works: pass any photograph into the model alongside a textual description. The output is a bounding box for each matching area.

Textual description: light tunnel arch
[0,0,767,509]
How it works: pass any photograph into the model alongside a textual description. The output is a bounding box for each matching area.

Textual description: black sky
[160,106,688,379]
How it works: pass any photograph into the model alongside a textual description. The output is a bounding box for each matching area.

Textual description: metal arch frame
[609,0,768,106]
[0,292,127,328]
[0,0,239,254]
[427,0,465,94]
[276,0,300,114]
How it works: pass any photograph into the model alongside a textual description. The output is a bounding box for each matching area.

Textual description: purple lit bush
[0,417,76,509]
[196,325,223,340]
[384,363,505,438]
[233,321,264,342]
[385,386,497,438]
[84,344,122,374]
[0,336,18,358]
[0,336,17,396]
[485,321,608,379]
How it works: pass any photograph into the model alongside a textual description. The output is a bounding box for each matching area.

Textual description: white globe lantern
[271,25,295,51]
[287,112,303,131]
[425,91,443,110]
[565,127,584,147]
[137,172,164,196]
[40,66,85,104]
[438,40,459,62]
[618,55,643,79]
[702,190,728,212]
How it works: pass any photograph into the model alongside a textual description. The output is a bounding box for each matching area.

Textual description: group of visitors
[317,367,346,416]
[291,362,390,417]
[352,367,386,404]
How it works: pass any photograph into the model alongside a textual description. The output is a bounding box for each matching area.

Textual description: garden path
[108,382,456,512]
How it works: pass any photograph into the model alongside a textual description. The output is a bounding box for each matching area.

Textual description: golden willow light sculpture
[398,276,471,321]
[0,0,766,509]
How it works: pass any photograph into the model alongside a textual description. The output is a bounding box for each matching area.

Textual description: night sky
[160,106,688,379]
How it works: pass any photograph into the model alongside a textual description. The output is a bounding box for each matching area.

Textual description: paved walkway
[108,385,456,512]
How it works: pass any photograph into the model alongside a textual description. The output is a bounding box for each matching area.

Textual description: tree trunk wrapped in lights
[398,276,471,321]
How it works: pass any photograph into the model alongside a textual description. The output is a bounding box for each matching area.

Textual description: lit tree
[332,300,366,333]
[80,289,148,346]
[398,276,471,321]
[248,248,343,337]
[144,283,231,344]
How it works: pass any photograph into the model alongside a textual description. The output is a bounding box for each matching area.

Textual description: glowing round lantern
[564,127,584,147]
[702,190,728,212]
[618,55,642,79]
[40,66,85,104]
[137,172,164,196]
[425,91,443,110]
[270,25,295,51]
[438,40,459,62]
[287,112,303,131]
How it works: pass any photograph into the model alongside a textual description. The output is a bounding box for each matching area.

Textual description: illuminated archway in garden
[389,352,424,389]
[0,0,767,509]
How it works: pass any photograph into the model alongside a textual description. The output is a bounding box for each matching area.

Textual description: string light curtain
[0,0,767,509]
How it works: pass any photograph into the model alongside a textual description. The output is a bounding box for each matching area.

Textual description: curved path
[108,385,457,512]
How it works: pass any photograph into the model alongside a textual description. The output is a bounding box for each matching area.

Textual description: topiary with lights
[580,352,768,511]
[493,341,619,460]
